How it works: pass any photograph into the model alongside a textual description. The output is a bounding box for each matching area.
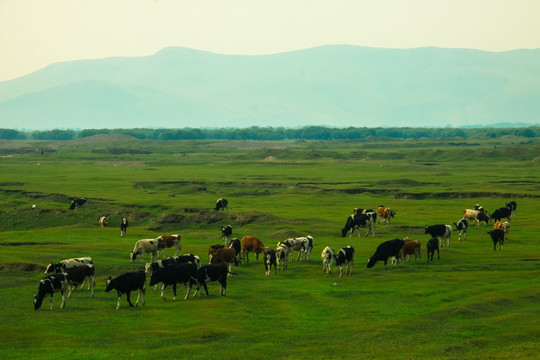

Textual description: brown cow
[494,221,510,241]
[376,206,395,225]
[156,234,182,257]
[209,247,238,275]
[241,236,265,263]
[402,237,421,262]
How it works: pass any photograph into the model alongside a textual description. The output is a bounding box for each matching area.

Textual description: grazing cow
[156,234,182,257]
[487,229,505,251]
[208,244,225,262]
[402,238,421,262]
[341,213,376,237]
[209,247,239,275]
[424,224,452,248]
[367,238,405,268]
[120,217,129,236]
[241,236,265,263]
[336,246,355,277]
[105,271,146,309]
[214,198,228,212]
[506,201,517,219]
[44,257,94,275]
[264,248,277,276]
[193,264,232,297]
[426,237,440,262]
[145,254,201,274]
[149,262,198,300]
[130,239,159,263]
[62,264,96,298]
[221,225,233,245]
[295,236,314,262]
[229,238,241,259]
[463,209,489,226]
[275,244,289,272]
[494,221,510,241]
[454,218,469,241]
[321,246,335,274]
[490,207,512,223]
[98,216,109,227]
[277,239,294,261]
[376,206,396,225]
[69,197,86,210]
[33,273,69,310]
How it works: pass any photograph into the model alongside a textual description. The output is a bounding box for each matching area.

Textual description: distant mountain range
[0,45,539,130]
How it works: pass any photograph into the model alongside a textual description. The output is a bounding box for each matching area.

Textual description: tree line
[0,126,537,141]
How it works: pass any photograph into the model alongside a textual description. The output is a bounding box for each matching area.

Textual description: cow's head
[340,228,348,237]
[104,277,114,293]
[130,251,137,263]
[33,294,43,310]
[367,258,376,268]
[424,226,430,234]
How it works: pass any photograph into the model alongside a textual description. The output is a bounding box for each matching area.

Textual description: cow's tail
[227,271,238,276]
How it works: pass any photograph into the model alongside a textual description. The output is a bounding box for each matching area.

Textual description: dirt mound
[0,263,44,272]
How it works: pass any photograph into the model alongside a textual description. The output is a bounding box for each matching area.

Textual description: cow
[145,254,201,274]
[402,237,421,262]
[105,270,146,309]
[98,216,109,227]
[69,197,86,210]
[494,221,510,241]
[490,207,512,223]
[341,213,376,237]
[156,234,182,257]
[44,257,94,275]
[193,264,233,297]
[463,209,489,226]
[454,218,468,241]
[221,225,233,245]
[487,229,505,251]
[424,224,452,248]
[208,244,225,262]
[367,238,405,268]
[264,248,277,276]
[209,247,239,275]
[506,201,517,219]
[284,238,304,261]
[130,239,159,263]
[295,236,314,262]
[241,236,265,263]
[336,246,355,277]
[33,273,69,310]
[62,264,96,298]
[229,238,241,259]
[214,198,228,212]
[149,262,198,300]
[321,246,335,274]
[376,206,396,225]
[277,239,294,261]
[120,217,129,236]
[473,204,487,214]
[275,243,289,272]
[426,237,440,262]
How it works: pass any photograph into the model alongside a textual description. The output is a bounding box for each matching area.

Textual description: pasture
[0,135,539,359]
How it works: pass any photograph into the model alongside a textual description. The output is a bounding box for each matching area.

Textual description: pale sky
[1,0,539,82]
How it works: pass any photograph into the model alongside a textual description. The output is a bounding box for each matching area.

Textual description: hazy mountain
[1,45,539,130]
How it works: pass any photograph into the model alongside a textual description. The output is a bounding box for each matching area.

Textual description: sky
[1,0,540,82]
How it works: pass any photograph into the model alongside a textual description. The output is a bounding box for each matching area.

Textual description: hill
[0,45,539,129]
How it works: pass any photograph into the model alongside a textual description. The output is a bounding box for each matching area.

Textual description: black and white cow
[221,225,233,245]
[454,218,468,241]
[229,238,241,259]
[426,237,440,262]
[424,224,452,248]
[62,264,96,298]
[69,197,86,210]
[296,236,314,262]
[34,273,69,310]
[490,207,512,223]
[321,246,335,274]
[275,243,288,272]
[149,262,198,300]
[145,254,201,274]
[367,238,404,268]
[120,217,129,237]
[44,257,94,275]
[193,263,233,297]
[335,246,355,277]
[506,201,517,219]
[214,198,228,212]
[105,270,146,310]
[340,213,376,237]
[487,229,505,251]
[264,248,277,276]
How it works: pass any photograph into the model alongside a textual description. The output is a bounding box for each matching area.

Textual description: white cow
[321,246,335,274]
[130,239,159,263]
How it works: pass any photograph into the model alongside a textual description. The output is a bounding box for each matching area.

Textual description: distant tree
[32,130,75,140]
[0,129,25,140]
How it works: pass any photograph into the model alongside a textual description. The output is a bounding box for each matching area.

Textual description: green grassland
[0,135,539,359]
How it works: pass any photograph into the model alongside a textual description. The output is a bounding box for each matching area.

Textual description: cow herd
[34,199,517,310]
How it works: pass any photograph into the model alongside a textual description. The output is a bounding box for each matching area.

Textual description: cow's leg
[220,279,227,296]
[172,283,177,300]
[116,291,122,309]
[126,291,134,307]
[60,291,66,308]
[67,284,74,298]
[90,276,95,298]
[184,282,192,300]
[160,284,167,300]
[139,288,145,306]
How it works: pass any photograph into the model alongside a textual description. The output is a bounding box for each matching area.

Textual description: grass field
[0,135,539,359]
